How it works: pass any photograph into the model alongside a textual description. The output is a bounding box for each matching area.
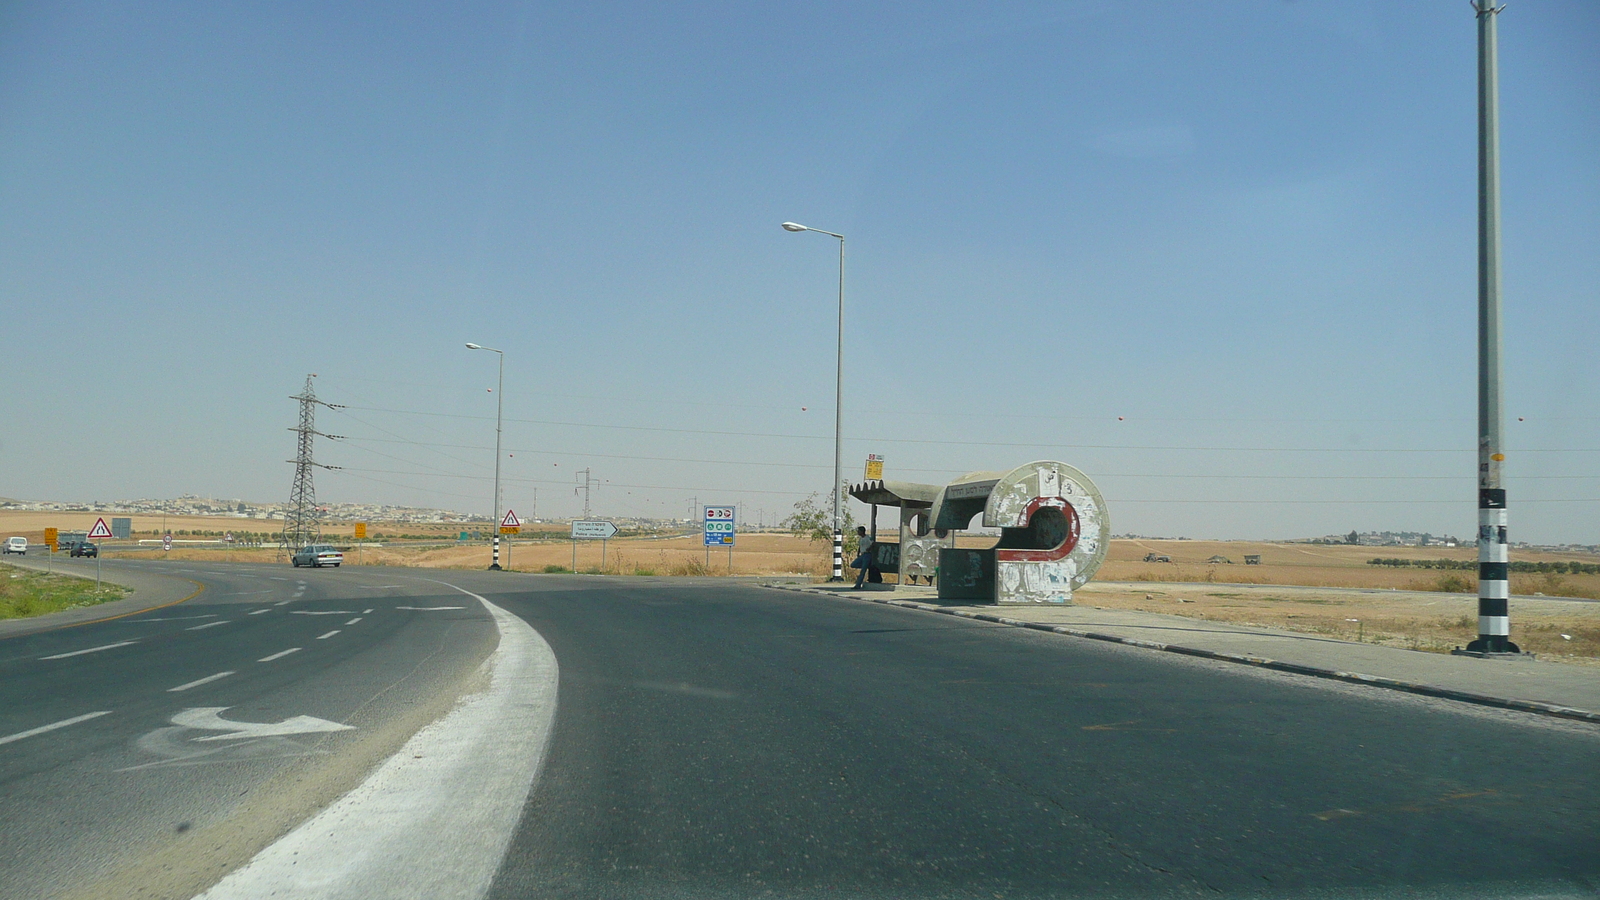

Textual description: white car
[4,536,26,555]
[291,544,344,568]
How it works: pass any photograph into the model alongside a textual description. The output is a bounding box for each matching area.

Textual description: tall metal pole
[467,344,505,571]
[1467,1,1517,654]
[781,221,847,581]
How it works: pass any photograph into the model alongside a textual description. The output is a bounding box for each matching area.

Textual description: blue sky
[2,1,1596,542]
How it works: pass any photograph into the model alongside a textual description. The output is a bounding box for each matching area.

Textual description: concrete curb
[765,584,1600,727]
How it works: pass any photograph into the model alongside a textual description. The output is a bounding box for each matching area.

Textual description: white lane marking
[0,711,113,746]
[289,610,352,616]
[268,577,289,581]
[219,590,274,596]
[258,648,300,662]
[345,617,363,625]
[274,600,292,606]
[195,579,558,900]
[168,671,235,692]
[40,641,138,660]
[394,606,466,611]
[248,609,271,616]
[317,630,340,640]
[354,585,405,589]
[364,608,374,614]
[186,620,230,631]
[131,614,219,622]
[171,707,355,742]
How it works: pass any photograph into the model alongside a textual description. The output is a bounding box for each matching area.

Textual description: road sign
[88,518,112,539]
[704,506,735,547]
[44,527,58,550]
[353,523,367,540]
[865,454,884,480]
[500,510,522,534]
[163,533,173,551]
[570,520,617,540]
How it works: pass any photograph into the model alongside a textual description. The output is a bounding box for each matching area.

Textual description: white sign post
[569,520,618,572]
[87,517,112,591]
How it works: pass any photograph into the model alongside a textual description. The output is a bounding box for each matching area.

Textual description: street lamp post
[466,343,505,571]
[782,221,846,581]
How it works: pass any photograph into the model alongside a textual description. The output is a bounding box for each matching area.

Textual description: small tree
[1346,530,1360,545]
[782,492,860,556]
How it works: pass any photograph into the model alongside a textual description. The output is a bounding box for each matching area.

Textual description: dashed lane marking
[394,606,467,611]
[363,608,374,614]
[317,630,340,640]
[248,609,271,616]
[0,711,113,746]
[345,617,363,625]
[289,610,352,616]
[186,620,230,631]
[168,671,235,692]
[274,600,292,607]
[40,641,139,660]
[258,648,301,662]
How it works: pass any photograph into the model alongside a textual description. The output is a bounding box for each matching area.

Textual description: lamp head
[781,222,807,233]
[465,343,482,350]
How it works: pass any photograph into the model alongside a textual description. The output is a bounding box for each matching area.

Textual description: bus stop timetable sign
[704,506,735,546]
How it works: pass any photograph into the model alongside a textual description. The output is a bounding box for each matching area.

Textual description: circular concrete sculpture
[985,461,1109,601]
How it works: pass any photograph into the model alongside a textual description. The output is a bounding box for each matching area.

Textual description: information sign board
[571,520,618,540]
[353,523,367,540]
[703,506,735,547]
[44,527,58,550]
[864,454,884,480]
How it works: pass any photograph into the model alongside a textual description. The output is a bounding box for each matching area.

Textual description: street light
[466,342,505,571]
[782,221,846,581]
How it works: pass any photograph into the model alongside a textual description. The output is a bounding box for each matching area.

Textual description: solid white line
[258,648,301,662]
[0,711,113,746]
[317,630,340,640]
[168,671,235,692]
[40,641,138,660]
[196,580,558,900]
[186,620,229,631]
[345,617,363,625]
[248,609,271,615]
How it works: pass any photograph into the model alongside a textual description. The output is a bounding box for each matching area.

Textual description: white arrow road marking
[171,707,355,742]
[40,641,138,660]
[258,648,300,662]
[168,671,235,692]
[195,579,558,900]
[394,606,466,611]
[0,711,113,746]
[186,620,229,631]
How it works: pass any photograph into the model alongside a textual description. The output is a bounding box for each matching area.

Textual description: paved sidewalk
[766,581,1600,725]
[0,558,204,638]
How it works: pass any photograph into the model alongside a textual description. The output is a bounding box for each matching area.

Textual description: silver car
[291,544,344,568]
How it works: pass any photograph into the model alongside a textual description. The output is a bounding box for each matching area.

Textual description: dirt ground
[8,508,1595,666]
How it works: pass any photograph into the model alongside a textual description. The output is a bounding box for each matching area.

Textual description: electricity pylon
[280,374,343,550]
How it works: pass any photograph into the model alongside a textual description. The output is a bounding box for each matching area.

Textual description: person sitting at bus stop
[852,526,874,589]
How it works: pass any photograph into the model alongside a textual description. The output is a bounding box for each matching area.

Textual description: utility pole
[576,468,597,518]
[280,374,343,551]
[1463,1,1518,655]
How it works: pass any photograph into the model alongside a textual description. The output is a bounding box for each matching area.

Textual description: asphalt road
[3,564,1598,899]
[479,576,1600,900]
[0,560,498,900]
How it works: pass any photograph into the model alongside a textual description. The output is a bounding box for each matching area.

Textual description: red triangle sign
[501,509,521,528]
[88,517,113,539]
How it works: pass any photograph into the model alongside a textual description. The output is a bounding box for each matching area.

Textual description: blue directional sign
[703,506,735,546]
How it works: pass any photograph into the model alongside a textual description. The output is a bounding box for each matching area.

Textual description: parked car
[291,544,343,568]
[70,542,99,558]
[3,536,26,555]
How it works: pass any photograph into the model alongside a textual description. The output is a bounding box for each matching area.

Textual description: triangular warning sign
[501,509,522,528]
[88,517,113,539]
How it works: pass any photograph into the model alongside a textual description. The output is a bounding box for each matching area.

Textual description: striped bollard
[1467,489,1517,653]
[832,528,843,581]
[490,534,502,571]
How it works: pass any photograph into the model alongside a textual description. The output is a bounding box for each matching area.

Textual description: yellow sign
[44,527,58,550]
[500,526,521,535]
[864,454,884,481]
[354,522,368,540]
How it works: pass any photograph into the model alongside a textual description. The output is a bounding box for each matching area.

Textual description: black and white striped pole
[1465,1,1518,655]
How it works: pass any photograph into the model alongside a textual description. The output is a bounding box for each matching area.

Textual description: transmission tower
[280,374,343,550]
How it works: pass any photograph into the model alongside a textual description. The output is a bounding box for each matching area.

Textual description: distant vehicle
[292,544,343,568]
[4,537,26,555]
[70,542,98,558]
[1143,552,1172,563]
